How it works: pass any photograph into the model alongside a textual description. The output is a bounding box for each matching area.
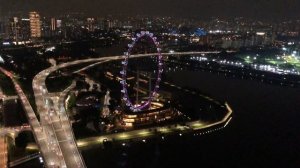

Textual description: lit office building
[10,17,19,42]
[87,18,95,32]
[51,18,56,31]
[29,11,41,38]
[56,20,62,28]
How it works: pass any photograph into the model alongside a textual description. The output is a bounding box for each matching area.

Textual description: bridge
[0,67,67,168]
[0,125,31,137]
[8,153,40,168]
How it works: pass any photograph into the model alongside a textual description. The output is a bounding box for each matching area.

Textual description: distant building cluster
[0,12,300,48]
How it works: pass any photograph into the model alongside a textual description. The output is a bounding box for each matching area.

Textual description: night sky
[1,0,300,20]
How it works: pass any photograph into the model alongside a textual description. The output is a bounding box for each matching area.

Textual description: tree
[67,93,76,110]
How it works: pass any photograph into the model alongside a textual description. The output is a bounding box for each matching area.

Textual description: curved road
[31,51,232,168]
[0,67,63,168]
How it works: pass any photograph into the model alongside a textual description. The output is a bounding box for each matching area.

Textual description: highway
[54,81,86,168]
[0,51,231,168]
[33,75,84,168]
[0,136,7,168]
[0,125,31,137]
[0,86,18,101]
[8,153,40,167]
[0,67,64,168]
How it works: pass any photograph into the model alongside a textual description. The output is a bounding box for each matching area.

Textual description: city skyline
[1,0,300,20]
[0,1,300,168]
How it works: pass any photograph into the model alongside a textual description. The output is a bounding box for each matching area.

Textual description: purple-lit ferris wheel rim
[120,31,163,112]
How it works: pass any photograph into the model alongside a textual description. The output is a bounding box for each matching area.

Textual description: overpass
[0,51,232,167]
[34,51,233,165]
[0,125,31,137]
[0,67,66,168]
[8,153,40,168]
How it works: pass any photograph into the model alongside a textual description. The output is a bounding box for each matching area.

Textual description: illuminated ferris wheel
[120,31,163,112]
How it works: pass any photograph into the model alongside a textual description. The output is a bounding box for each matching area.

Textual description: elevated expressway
[0,67,65,168]
[27,51,230,167]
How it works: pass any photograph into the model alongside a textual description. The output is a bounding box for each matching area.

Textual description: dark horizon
[0,0,300,21]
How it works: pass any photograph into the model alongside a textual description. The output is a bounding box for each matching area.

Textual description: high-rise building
[104,19,114,30]
[19,18,31,41]
[10,17,19,42]
[87,18,95,32]
[5,17,30,44]
[56,20,62,28]
[51,18,56,31]
[0,21,4,37]
[29,11,41,38]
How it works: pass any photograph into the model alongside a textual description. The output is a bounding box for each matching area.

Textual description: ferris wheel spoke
[121,31,163,112]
